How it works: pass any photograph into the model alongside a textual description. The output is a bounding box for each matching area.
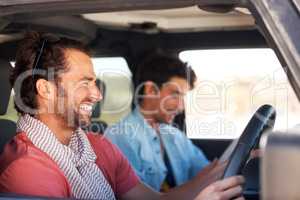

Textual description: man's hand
[250,149,262,159]
[196,159,228,189]
[195,176,245,200]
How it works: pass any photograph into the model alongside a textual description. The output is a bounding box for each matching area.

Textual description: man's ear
[36,79,54,100]
[144,81,159,95]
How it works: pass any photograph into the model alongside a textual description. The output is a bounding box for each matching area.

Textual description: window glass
[180,49,300,139]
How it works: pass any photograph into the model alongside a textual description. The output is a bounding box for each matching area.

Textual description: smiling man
[0,32,244,200]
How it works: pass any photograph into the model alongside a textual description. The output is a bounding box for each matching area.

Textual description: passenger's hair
[134,53,196,104]
[10,31,90,115]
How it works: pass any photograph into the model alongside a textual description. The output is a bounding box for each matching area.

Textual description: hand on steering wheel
[195,176,245,200]
[222,104,276,179]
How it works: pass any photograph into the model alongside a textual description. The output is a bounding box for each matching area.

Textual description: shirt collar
[133,106,176,139]
[133,106,170,140]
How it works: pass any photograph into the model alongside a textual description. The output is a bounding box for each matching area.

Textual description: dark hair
[10,31,90,115]
[134,53,196,104]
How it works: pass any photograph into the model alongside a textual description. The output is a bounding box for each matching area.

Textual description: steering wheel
[222,104,276,178]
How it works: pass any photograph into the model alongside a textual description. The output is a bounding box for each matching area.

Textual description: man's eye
[172,92,180,96]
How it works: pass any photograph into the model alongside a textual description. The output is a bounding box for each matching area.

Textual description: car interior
[0,0,299,199]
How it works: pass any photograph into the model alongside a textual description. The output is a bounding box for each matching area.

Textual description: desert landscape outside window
[180,48,300,139]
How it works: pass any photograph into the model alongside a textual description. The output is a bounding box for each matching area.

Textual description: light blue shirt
[105,108,210,191]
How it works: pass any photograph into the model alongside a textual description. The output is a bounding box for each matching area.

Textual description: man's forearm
[160,172,208,200]
[121,177,206,200]
[161,160,227,200]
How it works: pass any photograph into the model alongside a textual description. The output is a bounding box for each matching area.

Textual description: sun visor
[0,59,12,115]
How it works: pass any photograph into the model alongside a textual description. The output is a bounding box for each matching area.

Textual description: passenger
[105,54,211,191]
[0,31,244,200]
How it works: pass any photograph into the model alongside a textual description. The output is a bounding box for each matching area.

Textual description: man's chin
[166,119,174,125]
[78,117,92,128]
[69,114,92,129]
[159,117,174,125]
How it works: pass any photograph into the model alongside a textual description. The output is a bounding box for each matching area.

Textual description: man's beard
[75,111,92,128]
[58,104,92,128]
[56,86,92,129]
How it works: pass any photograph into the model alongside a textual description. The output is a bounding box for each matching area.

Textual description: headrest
[92,79,106,118]
[0,59,12,115]
[0,119,16,153]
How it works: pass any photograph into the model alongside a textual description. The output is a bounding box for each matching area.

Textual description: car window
[180,48,300,139]
[1,57,133,126]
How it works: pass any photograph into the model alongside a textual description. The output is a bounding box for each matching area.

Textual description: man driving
[105,53,210,191]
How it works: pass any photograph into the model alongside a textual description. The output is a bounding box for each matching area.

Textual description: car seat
[0,59,16,153]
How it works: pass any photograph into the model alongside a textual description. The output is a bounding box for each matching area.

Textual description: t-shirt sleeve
[0,156,70,198]
[89,135,140,198]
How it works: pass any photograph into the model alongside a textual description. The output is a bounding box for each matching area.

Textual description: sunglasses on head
[31,34,60,79]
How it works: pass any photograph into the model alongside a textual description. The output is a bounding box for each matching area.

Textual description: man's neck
[36,114,75,145]
[139,104,165,157]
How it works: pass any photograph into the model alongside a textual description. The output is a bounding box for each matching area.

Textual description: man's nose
[177,97,185,112]
[90,85,103,103]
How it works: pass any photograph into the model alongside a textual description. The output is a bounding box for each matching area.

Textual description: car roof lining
[0,0,255,46]
[1,15,98,44]
[0,0,241,10]
[82,6,254,33]
[0,0,245,19]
